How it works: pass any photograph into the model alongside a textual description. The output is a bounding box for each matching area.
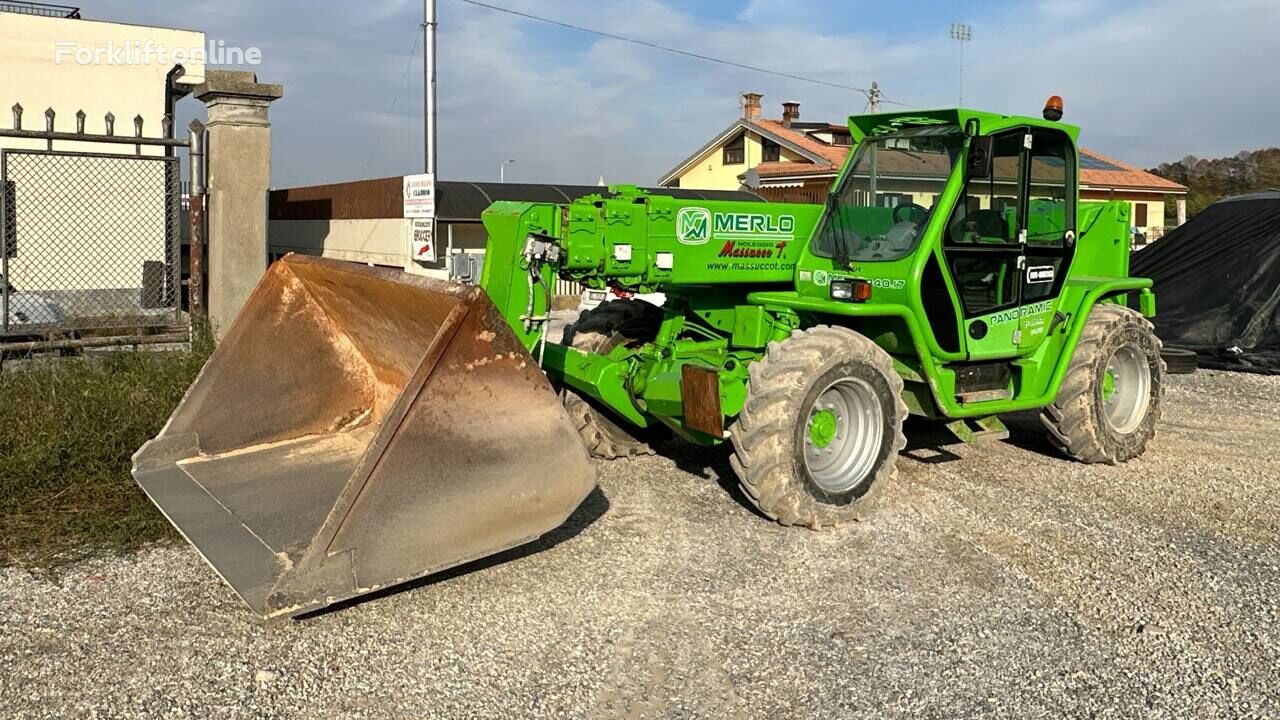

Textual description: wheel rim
[803,378,884,494]
[1102,343,1151,434]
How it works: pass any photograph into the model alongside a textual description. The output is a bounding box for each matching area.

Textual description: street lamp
[500,159,515,183]
[949,23,972,107]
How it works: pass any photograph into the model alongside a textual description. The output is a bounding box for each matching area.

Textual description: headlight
[830,279,872,302]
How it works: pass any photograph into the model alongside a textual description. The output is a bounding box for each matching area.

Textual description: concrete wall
[194,71,281,337]
[266,176,494,280]
[269,218,487,280]
[270,218,407,268]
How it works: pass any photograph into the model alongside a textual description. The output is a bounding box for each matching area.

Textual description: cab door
[1017,128,1077,351]
[937,129,1027,360]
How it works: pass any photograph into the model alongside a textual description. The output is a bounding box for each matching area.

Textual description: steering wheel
[893,203,928,225]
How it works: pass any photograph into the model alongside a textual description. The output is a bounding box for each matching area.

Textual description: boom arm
[478,186,823,353]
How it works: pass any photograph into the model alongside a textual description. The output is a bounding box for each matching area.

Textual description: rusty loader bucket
[132,255,595,617]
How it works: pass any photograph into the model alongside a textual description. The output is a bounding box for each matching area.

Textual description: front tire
[1041,303,1165,463]
[729,326,907,528]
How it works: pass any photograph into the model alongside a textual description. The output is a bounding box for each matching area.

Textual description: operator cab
[802,105,1080,362]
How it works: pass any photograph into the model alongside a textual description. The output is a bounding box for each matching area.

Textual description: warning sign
[409,218,436,263]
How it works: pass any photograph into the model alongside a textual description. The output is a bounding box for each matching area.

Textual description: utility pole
[867,81,882,113]
[500,159,515,183]
[949,23,972,107]
[424,0,437,175]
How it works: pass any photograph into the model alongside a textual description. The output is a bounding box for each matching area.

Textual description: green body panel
[557,187,823,290]
[477,108,1155,444]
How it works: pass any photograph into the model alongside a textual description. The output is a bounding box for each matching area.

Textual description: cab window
[1026,130,1074,247]
[947,133,1022,246]
[943,131,1023,316]
[1023,129,1076,303]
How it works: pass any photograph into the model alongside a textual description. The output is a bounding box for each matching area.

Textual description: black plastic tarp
[1131,190,1280,373]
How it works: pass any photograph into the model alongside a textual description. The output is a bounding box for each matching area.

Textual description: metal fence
[1,150,181,336]
[0,1,80,18]
[0,102,189,347]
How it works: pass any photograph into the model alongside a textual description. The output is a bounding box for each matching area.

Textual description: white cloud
[98,0,1277,185]
[962,0,1280,165]
[422,0,932,184]
[1037,0,1099,20]
[737,0,828,27]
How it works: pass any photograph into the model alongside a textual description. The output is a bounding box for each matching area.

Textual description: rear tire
[1041,304,1165,464]
[729,326,907,528]
[560,299,664,459]
[1161,347,1198,375]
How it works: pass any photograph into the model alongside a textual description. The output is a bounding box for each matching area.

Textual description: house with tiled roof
[659,93,1189,242]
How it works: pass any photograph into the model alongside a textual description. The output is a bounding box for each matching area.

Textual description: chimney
[781,101,800,128]
[741,92,762,120]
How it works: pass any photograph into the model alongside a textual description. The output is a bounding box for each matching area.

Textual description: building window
[878,193,913,208]
[1134,202,1148,227]
[723,134,745,165]
[831,132,853,146]
[762,138,781,163]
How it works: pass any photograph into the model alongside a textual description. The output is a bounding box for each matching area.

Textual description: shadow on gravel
[900,412,1066,464]
[295,486,611,621]
[900,417,965,465]
[998,410,1064,460]
[654,438,773,522]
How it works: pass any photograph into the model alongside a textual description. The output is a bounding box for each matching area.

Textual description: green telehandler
[134,102,1164,617]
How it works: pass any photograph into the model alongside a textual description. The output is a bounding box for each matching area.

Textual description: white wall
[1,13,204,300]
[269,219,490,280]
[0,12,204,154]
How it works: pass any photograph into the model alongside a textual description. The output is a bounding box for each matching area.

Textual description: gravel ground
[3,370,1279,719]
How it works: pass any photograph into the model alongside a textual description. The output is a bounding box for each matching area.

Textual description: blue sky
[86,0,1280,187]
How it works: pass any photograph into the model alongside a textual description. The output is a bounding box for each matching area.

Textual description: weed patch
[0,340,211,567]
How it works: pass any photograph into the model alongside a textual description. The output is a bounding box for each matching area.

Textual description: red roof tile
[752,119,846,168]
[1078,148,1187,191]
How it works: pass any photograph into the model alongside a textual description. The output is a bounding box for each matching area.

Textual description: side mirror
[966,136,994,180]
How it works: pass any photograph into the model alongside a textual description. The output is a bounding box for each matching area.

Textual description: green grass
[0,338,212,568]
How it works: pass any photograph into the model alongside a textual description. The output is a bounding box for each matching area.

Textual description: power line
[453,0,904,103]
[361,28,423,178]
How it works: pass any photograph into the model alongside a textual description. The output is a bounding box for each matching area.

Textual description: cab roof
[847,108,1080,145]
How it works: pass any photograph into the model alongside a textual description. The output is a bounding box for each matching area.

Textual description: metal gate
[0,97,190,348]
[1,149,181,338]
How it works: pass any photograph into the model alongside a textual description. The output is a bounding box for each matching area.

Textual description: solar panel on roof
[1079,155,1127,172]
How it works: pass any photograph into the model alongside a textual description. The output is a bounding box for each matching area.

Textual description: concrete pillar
[1175,196,1187,226]
[194,70,283,338]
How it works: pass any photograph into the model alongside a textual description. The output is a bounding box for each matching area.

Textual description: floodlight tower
[949,23,972,107]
